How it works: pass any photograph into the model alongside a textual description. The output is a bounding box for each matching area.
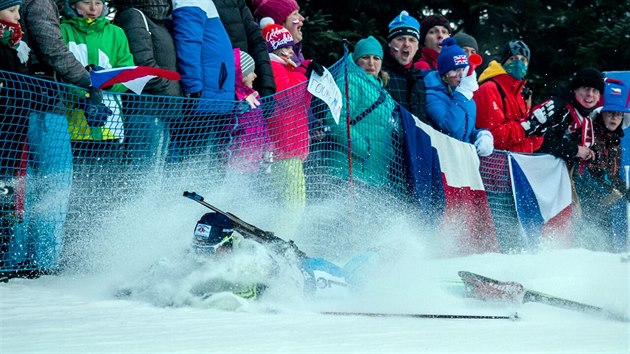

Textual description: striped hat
[240,50,256,77]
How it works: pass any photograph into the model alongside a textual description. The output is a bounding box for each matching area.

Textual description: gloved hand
[455,68,479,100]
[299,59,325,78]
[522,100,554,136]
[474,130,494,157]
[81,86,111,127]
[307,60,325,77]
[16,41,31,64]
[85,64,105,72]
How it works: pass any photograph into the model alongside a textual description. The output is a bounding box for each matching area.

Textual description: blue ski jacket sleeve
[424,70,481,144]
[172,0,235,100]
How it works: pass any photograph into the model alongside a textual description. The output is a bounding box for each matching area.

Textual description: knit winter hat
[452,32,478,53]
[500,39,530,64]
[353,36,383,62]
[240,50,256,77]
[260,17,294,52]
[602,73,630,113]
[570,67,605,94]
[253,0,298,25]
[0,0,21,10]
[437,38,469,76]
[419,15,450,45]
[387,10,420,42]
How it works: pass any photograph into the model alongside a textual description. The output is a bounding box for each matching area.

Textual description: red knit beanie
[253,0,299,25]
[260,17,295,53]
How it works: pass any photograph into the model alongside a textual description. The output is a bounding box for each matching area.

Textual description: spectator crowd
[0,0,628,277]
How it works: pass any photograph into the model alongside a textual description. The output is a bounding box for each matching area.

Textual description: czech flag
[90,66,181,94]
[508,153,573,249]
[400,106,498,256]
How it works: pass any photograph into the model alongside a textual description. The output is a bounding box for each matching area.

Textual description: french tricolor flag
[508,153,573,249]
[400,106,498,256]
[90,66,181,94]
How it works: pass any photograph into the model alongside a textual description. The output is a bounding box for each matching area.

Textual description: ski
[458,271,628,322]
[183,191,307,258]
[321,311,519,320]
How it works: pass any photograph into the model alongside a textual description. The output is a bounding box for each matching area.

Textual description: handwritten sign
[308,67,342,124]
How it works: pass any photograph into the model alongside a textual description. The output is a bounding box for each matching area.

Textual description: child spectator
[475,39,542,153]
[424,37,493,156]
[260,17,313,236]
[573,76,630,251]
[60,0,134,145]
[227,49,271,173]
[381,10,427,123]
[414,15,451,71]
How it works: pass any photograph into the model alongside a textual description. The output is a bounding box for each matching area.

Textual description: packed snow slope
[1,186,629,353]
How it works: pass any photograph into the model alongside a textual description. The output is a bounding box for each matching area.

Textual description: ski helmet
[192,212,235,254]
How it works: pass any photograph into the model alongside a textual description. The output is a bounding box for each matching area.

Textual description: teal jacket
[327,62,398,186]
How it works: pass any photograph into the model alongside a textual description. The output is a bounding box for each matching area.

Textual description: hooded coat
[474,60,542,153]
[327,61,398,186]
[267,54,310,161]
[172,0,234,102]
[60,16,135,141]
[113,0,182,97]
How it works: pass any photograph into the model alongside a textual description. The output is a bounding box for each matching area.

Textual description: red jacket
[267,54,311,161]
[474,61,543,153]
[413,47,439,71]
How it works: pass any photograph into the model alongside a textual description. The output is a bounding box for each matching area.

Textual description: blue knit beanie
[353,36,383,62]
[437,38,469,75]
[602,72,630,113]
[0,0,21,11]
[387,10,420,42]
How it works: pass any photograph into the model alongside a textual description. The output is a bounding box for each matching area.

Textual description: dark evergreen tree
[294,0,629,100]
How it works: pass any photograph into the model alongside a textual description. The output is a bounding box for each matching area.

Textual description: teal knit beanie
[353,36,383,62]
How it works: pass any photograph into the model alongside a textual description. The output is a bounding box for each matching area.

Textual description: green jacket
[327,62,398,187]
[61,16,134,141]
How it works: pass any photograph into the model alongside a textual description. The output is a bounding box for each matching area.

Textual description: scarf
[0,19,22,49]
[566,103,595,172]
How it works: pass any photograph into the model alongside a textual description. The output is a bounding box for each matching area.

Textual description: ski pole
[321,311,519,320]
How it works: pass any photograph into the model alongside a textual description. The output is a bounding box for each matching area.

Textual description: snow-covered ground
[1,188,629,353]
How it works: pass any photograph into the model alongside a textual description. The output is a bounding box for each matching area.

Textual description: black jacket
[213,0,275,97]
[113,6,181,97]
[382,49,427,123]
[537,87,594,163]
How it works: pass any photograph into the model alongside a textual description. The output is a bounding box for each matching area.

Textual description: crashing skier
[190,209,353,300]
[116,192,362,307]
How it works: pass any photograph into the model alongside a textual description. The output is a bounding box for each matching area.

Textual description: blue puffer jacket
[172,0,234,101]
[424,70,480,143]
